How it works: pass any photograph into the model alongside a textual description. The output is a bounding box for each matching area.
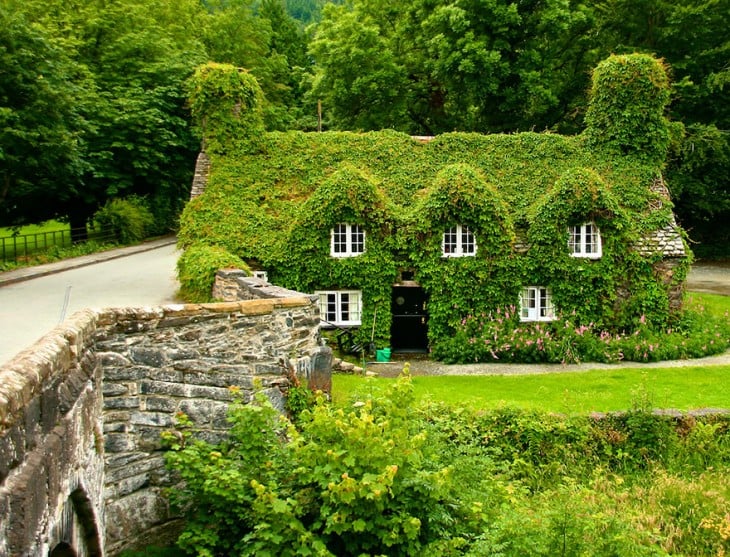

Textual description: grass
[0,219,69,236]
[333,366,730,413]
[0,220,120,270]
[333,291,730,413]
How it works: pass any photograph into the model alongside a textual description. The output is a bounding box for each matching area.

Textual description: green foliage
[176,243,250,302]
[187,62,265,155]
[179,64,693,353]
[93,196,155,244]
[584,54,672,165]
[0,6,92,227]
[434,303,729,364]
[165,374,730,556]
[164,373,482,556]
[309,0,598,134]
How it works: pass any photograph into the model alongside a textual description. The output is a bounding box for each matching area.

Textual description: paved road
[0,238,180,365]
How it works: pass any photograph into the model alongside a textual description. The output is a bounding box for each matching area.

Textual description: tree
[593,0,730,254]
[308,0,599,134]
[1,0,207,234]
[0,8,92,228]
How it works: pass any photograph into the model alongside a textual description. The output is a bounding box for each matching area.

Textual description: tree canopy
[0,0,727,254]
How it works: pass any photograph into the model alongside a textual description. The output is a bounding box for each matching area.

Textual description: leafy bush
[176,243,250,302]
[94,196,155,244]
[163,373,484,556]
[164,374,730,556]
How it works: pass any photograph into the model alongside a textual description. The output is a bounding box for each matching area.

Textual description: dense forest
[1,0,728,254]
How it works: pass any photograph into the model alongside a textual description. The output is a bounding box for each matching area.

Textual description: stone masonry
[0,289,329,556]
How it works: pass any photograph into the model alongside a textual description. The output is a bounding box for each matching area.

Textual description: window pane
[340,292,350,321]
[462,225,475,254]
[539,288,548,317]
[349,291,361,322]
[585,224,596,253]
[333,224,347,253]
[443,227,457,254]
[326,293,337,321]
[569,226,580,253]
[351,224,364,253]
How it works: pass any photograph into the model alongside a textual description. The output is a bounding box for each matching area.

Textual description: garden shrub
[93,196,155,244]
[163,372,485,556]
[433,303,730,364]
[176,243,250,302]
[165,374,730,556]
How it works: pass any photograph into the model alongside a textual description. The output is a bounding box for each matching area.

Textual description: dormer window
[569,223,602,259]
[331,223,365,257]
[520,286,555,322]
[442,224,477,257]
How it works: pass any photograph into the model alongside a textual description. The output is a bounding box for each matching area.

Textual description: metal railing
[0,226,118,263]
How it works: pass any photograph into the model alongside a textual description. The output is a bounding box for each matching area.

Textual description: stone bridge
[0,274,330,556]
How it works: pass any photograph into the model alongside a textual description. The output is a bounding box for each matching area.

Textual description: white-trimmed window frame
[519,286,556,322]
[315,290,362,327]
[331,223,365,257]
[442,224,477,257]
[569,222,602,259]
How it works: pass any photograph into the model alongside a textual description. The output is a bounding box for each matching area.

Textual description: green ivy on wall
[178,55,692,357]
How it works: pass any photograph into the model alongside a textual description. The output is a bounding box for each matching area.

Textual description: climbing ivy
[178,55,692,358]
[583,54,673,165]
[187,62,265,155]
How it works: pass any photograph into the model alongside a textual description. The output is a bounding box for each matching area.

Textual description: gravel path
[364,350,730,378]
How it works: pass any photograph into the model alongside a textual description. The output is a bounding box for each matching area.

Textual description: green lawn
[0,220,68,236]
[333,365,730,413]
[333,291,730,413]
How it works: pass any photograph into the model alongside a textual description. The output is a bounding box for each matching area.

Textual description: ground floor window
[520,286,555,321]
[315,290,362,326]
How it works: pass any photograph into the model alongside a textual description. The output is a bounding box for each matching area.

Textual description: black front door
[390,286,428,352]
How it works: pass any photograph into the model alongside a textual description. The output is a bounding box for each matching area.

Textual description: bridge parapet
[0,290,328,556]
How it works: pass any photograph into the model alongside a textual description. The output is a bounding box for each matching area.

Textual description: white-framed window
[569,222,602,259]
[442,224,477,257]
[520,286,556,322]
[315,290,362,326]
[331,223,365,257]
[253,270,268,282]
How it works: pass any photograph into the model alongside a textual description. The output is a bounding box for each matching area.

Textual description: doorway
[390,286,428,352]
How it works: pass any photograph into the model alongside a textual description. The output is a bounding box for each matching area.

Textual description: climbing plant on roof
[583,54,672,165]
[277,164,398,348]
[187,62,265,155]
[408,164,520,347]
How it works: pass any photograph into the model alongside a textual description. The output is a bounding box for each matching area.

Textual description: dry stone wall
[0,291,328,556]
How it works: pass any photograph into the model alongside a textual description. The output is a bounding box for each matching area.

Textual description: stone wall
[99,298,322,554]
[0,292,328,556]
[0,311,106,557]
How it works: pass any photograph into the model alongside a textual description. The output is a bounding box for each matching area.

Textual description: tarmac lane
[0,239,180,365]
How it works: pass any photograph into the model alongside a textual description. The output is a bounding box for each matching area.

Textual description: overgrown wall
[0,292,326,556]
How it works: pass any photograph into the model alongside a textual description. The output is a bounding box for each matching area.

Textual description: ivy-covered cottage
[179,54,689,359]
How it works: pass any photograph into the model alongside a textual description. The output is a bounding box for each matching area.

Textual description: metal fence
[0,226,117,263]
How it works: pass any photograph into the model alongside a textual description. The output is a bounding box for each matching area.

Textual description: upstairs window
[520,286,555,322]
[315,290,362,327]
[569,223,602,259]
[442,224,477,257]
[331,223,365,257]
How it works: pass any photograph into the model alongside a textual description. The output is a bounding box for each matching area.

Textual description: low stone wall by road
[0,288,328,556]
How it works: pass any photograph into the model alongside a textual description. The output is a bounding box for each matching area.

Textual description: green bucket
[376,348,391,362]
